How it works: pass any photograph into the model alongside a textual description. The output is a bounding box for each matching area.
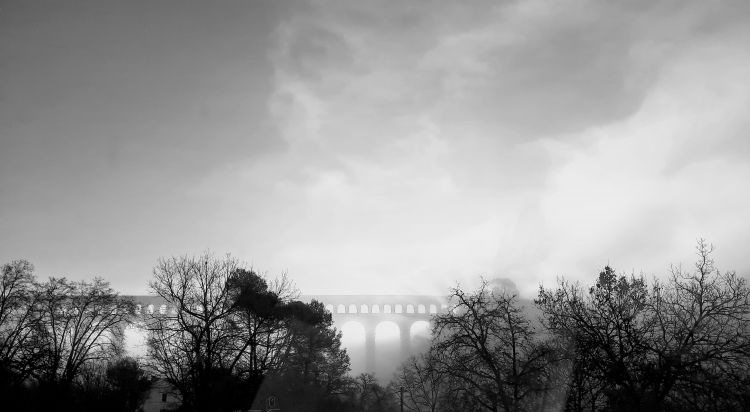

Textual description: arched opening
[360,304,369,314]
[325,304,334,313]
[406,304,415,314]
[337,304,346,314]
[410,321,431,353]
[371,304,380,313]
[123,324,147,357]
[383,304,392,314]
[375,321,400,342]
[341,321,366,376]
[147,304,154,314]
[159,305,167,315]
[375,321,400,379]
[349,304,358,314]
[429,304,437,314]
[395,304,403,314]
[417,304,426,314]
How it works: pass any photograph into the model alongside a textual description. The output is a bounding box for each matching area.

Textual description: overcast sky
[1,0,749,296]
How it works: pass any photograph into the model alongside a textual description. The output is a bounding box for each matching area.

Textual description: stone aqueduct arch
[126,294,447,372]
[302,295,447,372]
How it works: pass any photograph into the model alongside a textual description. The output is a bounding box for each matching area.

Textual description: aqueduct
[127,294,448,373]
[302,295,447,372]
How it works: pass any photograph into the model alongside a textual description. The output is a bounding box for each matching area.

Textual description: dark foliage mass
[0,254,400,411]
[145,254,356,412]
[2,240,748,412]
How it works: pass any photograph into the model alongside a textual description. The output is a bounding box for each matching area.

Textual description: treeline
[143,254,364,411]
[389,240,750,412]
[0,254,400,412]
[2,240,749,411]
[0,261,147,411]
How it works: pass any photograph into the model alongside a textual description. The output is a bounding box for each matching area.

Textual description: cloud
[528,25,750,289]
[188,0,750,296]
[3,0,746,296]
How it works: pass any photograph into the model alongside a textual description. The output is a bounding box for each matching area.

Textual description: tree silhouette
[537,240,750,411]
[32,277,134,408]
[75,357,153,412]
[0,260,42,388]
[431,281,555,411]
[390,350,457,412]
[145,253,351,411]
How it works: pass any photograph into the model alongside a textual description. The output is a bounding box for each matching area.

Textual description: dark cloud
[0,0,284,291]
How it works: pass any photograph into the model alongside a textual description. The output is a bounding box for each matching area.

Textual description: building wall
[141,380,180,412]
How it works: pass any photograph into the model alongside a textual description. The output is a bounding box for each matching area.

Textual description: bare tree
[391,351,456,412]
[34,277,134,389]
[145,254,328,412]
[648,240,750,410]
[0,260,42,385]
[145,253,242,411]
[432,281,554,412]
[536,240,750,411]
[536,266,651,411]
[350,373,397,412]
